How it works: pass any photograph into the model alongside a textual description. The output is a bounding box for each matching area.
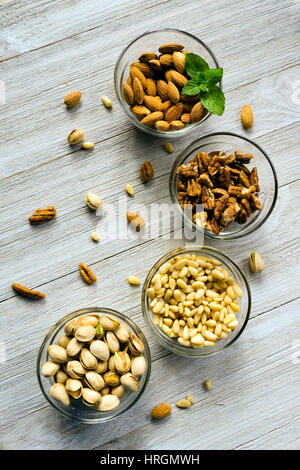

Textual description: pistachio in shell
[131,355,147,376]
[56,370,68,384]
[108,355,115,371]
[75,325,96,342]
[103,370,120,387]
[111,385,127,398]
[58,335,71,349]
[66,360,87,379]
[99,315,120,331]
[48,344,68,364]
[66,337,84,357]
[249,252,264,273]
[84,371,105,391]
[50,383,70,406]
[64,318,79,336]
[95,360,108,374]
[42,361,60,377]
[100,386,111,396]
[90,340,110,361]
[128,334,144,356]
[114,323,130,343]
[82,388,101,406]
[95,394,120,412]
[106,331,120,354]
[114,351,131,375]
[120,372,139,392]
[65,378,83,399]
[78,314,100,328]
[80,348,98,370]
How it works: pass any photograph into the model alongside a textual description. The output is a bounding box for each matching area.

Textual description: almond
[138,51,157,62]
[157,80,169,101]
[162,100,172,113]
[149,59,162,72]
[133,77,144,104]
[183,102,194,112]
[140,111,164,127]
[159,43,184,53]
[132,61,154,78]
[127,76,132,86]
[190,101,205,122]
[181,113,191,124]
[241,104,253,129]
[146,78,157,97]
[165,102,183,123]
[173,51,186,74]
[131,105,151,118]
[130,66,147,89]
[151,403,172,419]
[143,95,163,112]
[167,81,180,104]
[159,53,173,68]
[123,83,134,106]
[170,70,188,88]
[64,91,81,108]
[155,120,171,132]
[170,120,184,130]
[181,93,200,102]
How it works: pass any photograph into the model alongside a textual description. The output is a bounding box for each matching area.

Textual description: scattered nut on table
[128,276,141,285]
[249,252,264,273]
[204,379,212,390]
[67,129,84,145]
[102,95,112,108]
[85,192,103,210]
[151,403,172,419]
[64,91,82,108]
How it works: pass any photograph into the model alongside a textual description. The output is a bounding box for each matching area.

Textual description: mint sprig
[182,53,225,116]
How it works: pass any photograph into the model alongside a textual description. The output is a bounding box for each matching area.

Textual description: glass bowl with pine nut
[37,308,151,424]
[114,28,220,138]
[141,246,251,357]
[170,132,278,239]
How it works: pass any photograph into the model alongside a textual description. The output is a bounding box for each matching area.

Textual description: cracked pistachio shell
[108,355,115,371]
[56,370,68,384]
[249,252,264,273]
[75,325,96,342]
[120,372,139,392]
[66,360,87,379]
[114,323,130,343]
[114,351,131,375]
[128,334,144,356]
[95,394,120,412]
[80,348,98,370]
[78,314,100,328]
[111,385,127,398]
[95,360,108,374]
[84,371,105,391]
[131,355,147,376]
[64,318,79,336]
[48,344,68,364]
[50,383,70,406]
[42,361,60,377]
[106,331,120,353]
[82,388,101,406]
[66,337,84,357]
[58,335,71,349]
[103,370,120,387]
[99,315,120,331]
[100,386,111,396]
[89,340,110,361]
[85,192,103,211]
[65,378,83,399]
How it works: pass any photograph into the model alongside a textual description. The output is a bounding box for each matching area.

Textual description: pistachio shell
[114,323,130,343]
[131,355,147,376]
[111,385,127,398]
[56,370,68,384]
[95,360,108,374]
[100,386,111,396]
[50,383,70,406]
[42,361,60,377]
[85,192,103,210]
[120,372,139,392]
[84,371,105,391]
[128,334,144,356]
[78,314,100,327]
[75,325,96,342]
[99,315,120,331]
[58,335,71,349]
[66,360,87,379]
[82,388,101,406]
[108,355,115,370]
[65,378,83,399]
[64,318,79,336]
[48,344,68,364]
[80,348,98,369]
[249,252,264,273]
[114,351,131,375]
[66,337,84,357]
[95,394,120,412]
[103,371,120,386]
[89,340,110,361]
[106,331,120,353]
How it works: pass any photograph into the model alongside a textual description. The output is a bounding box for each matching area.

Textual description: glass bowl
[114,28,220,138]
[170,132,278,239]
[37,308,151,424]
[141,246,251,357]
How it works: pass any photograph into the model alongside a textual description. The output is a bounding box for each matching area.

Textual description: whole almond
[170,120,184,130]
[149,59,162,72]
[165,102,184,123]
[133,77,144,104]
[155,120,171,132]
[183,102,194,112]
[162,100,172,113]
[123,83,134,106]
[146,78,157,97]
[131,105,151,118]
[170,70,188,88]
[173,51,186,74]
[159,54,173,68]
[241,104,253,129]
[190,101,205,122]
[165,70,173,82]
[64,91,81,108]
[151,403,172,419]
[127,76,132,86]
[132,62,154,77]
[138,51,157,62]
[140,111,164,127]
[130,66,147,89]
[181,112,191,124]
[159,43,184,53]
[143,95,163,112]
[181,93,200,102]
[167,81,180,104]
[157,80,169,101]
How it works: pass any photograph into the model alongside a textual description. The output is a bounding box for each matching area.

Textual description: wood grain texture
[0,0,299,450]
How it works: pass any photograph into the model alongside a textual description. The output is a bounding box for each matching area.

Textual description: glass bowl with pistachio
[37,308,151,423]
[142,246,251,357]
[114,28,222,138]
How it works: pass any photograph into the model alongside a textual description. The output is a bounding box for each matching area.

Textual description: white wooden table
[0,0,299,450]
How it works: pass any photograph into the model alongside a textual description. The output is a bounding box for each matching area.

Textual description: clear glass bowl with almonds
[169,132,278,239]
[114,28,220,138]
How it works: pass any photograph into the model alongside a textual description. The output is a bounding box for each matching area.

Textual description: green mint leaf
[203,68,223,87]
[200,86,225,116]
[185,53,209,78]
[182,79,200,96]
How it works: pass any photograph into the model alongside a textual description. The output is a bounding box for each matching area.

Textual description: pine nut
[101,95,112,108]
